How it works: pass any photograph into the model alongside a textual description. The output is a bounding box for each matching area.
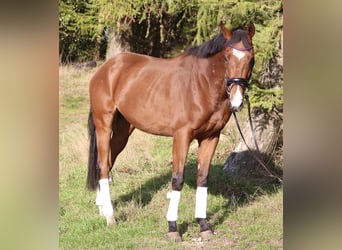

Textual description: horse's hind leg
[109,111,135,169]
[93,110,115,226]
[95,110,134,223]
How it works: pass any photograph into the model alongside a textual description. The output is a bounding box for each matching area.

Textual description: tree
[59,0,105,63]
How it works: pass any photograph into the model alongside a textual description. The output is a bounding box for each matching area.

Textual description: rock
[223,109,283,177]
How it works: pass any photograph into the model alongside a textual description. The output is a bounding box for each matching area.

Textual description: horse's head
[220,22,255,112]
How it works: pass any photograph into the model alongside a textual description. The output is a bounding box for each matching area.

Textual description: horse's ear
[220,21,231,39]
[245,22,255,39]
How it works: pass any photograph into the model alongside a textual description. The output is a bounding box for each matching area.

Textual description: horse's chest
[195,104,230,137]
[209,107,230,130]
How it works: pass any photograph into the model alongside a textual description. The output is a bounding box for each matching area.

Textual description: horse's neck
[188,52,227,102]
[206,52,226,88]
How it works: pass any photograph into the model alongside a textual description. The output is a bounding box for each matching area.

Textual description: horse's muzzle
[230,102,243,112]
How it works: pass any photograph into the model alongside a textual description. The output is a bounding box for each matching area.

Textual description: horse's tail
[87,110,99,191]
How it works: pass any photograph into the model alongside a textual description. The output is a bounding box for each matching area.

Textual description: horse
[87,21,255,242]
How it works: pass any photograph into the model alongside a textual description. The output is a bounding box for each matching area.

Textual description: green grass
[59,65,283,249]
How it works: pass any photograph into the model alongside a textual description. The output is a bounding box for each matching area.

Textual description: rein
[231,94,283,183]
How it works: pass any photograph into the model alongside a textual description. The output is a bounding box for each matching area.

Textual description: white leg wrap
[195,187,208,218]
[96,188,103,215]
[166,191,181,221]
[96,178,113,217]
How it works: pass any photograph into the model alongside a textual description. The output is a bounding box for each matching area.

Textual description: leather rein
[224,44,283,183]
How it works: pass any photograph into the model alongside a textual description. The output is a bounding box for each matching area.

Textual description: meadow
[59,64,282,249]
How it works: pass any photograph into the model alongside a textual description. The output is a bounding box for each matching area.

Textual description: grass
[59,64,283,249]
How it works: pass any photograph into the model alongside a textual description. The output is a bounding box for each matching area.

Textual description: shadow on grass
[183,152,282,231]
[113,152,282,233]
[113,169,171,208]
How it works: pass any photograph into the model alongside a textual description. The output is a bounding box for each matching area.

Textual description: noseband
[224,44,254,96]
[226,77,250,87]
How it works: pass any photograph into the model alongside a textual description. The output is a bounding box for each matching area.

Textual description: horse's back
[91,52,174,94]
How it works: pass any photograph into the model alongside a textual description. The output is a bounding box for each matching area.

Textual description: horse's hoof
[106,215,116,227]
[200,230,213,241]
[167,231,182,242]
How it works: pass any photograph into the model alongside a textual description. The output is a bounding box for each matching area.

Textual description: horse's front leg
[196,134,220,240]
[166,130,191,242]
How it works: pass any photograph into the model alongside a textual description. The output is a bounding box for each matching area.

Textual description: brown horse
[87,22,255,241]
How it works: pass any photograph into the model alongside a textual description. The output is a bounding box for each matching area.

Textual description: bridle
[224,44,254,97]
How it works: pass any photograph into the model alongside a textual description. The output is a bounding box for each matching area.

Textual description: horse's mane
[186,27,252,58]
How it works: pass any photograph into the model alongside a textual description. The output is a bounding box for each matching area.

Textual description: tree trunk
[105,24,132,60]
[150,26,161,57]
